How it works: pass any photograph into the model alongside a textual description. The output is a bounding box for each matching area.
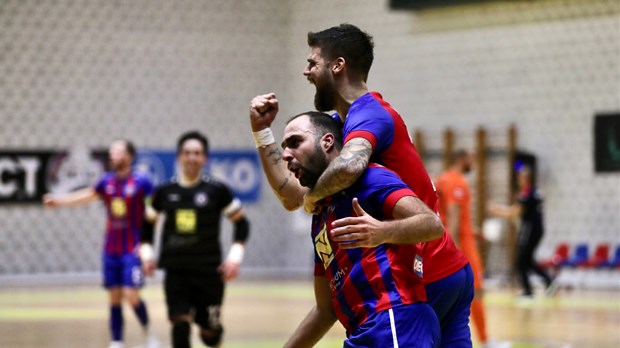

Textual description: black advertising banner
[0,149,107,204]
[0,148,262,204]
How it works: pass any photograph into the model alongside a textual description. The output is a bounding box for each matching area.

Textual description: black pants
[516,223,552,295]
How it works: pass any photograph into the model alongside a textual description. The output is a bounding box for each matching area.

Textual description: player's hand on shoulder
[330,198,385,249]
[249,93,279,131]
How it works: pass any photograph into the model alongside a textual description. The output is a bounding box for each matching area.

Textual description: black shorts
[164,271,224,331]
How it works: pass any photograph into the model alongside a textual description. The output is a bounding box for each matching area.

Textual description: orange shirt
[436,169,484,288]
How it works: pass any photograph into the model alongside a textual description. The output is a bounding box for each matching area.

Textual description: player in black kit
[140,131,250,348]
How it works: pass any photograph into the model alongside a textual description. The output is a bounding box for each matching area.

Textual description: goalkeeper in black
[140,131,250,348]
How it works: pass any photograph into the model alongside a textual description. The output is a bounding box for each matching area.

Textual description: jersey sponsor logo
[314,224,334,269]
[111,197,127,218]
[194,192,208,206]
[124,183,135,197]
[329,266,348,292]
[168,193,181,201]
[414,254,423,278]
[176,209,197,233]
[105,184,115,195]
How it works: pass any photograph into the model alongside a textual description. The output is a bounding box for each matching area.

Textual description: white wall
[0,0,618,279]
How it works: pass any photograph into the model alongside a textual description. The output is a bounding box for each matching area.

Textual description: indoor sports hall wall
[0,0,618,285]
[284,0,620,283]
[0,0,314,280]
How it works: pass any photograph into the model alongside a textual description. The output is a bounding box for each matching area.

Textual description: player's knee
[172,320,191,348]
[200,327,223,347]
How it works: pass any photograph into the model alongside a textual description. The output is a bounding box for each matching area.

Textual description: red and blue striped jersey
[340,92,469,284]
[95,171,153,256]
[312,164,427,334]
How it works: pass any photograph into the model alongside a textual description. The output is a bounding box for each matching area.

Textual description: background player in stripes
[43,139,159,348]
[139,131,250,348]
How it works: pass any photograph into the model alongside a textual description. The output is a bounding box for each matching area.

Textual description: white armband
[226,243,245,264]
[139,244,155,262]
[252,128,276,148]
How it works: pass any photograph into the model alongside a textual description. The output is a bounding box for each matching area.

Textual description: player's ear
[332,57,345,74]
[322,133,335,152]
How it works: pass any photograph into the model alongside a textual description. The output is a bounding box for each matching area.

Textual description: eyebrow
[281,134,302,150]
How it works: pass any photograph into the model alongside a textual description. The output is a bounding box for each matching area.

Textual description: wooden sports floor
[0,279,618,348]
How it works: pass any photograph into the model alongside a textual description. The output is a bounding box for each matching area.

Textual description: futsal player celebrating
[250,23,473,347]
[281,112,442,347]
[43,139,160,348]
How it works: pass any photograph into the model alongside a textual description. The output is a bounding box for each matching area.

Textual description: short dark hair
[447,148,469,166]
[177,130,209,154]
[287,111,343,150]
[307,23,374,81]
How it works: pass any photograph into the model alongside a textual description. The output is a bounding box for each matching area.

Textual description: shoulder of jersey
[200,174,228,189]
[132,171,153,182]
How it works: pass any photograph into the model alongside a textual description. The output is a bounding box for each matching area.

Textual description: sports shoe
[482,339,512,348]
[107,341,124,348]
[144,332,161,348]
[514,294,535,305]
[545,278,560,297]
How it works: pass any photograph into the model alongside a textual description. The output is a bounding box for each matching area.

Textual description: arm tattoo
[311,138,373,200]
[266,147,283,165]
[277,177,290,194]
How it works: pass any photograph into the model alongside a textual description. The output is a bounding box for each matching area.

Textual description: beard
[298,143,330,188]
[313,73,337,112]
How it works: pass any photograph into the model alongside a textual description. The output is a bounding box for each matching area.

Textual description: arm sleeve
[140,218,155,244]
[343,109,394,154]
[94,176,106,197]
[233,216,250,243]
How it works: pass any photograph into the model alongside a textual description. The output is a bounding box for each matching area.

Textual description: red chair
[586,243,610,268]
[540,243,570,269]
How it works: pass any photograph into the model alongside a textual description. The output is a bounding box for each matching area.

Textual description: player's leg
[193,274,225,347]
[516,237,535,296]
[526,231,553,287]
[104,254,125,347]
[121,254,160,347]
[165,271,193,348]
[425,264,474,348]
[463,246,488,345]
[344,303,440,348]
[121,254,148,325]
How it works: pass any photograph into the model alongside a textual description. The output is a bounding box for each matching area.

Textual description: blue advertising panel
[135,150,261,203]
[0,148,261,204]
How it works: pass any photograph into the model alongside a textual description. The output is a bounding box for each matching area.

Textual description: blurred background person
[43,139,160,348]
[140,131,250,348]
[487,166,556,300]
[436,149,492,347]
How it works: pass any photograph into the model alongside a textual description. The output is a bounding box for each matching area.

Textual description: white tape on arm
[139,244,155,261]
[252,128,276,148]
[226,243,245,264]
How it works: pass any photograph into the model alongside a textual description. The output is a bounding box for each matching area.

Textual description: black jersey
[518,185,544,233]
[151,176,241,273]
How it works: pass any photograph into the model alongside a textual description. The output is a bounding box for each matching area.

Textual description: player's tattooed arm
[304,137,372,213]
[257,142,307,211]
